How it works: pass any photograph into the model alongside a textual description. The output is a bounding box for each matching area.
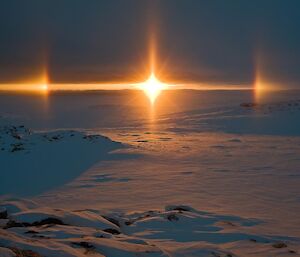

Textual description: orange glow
[0,66,49,93]
[254,60,272,103]
[137,26,168,104]
[39,75,49,93]
[253,51,282,103]
[0,82,142,92]
[254,66,282,103]
[254,70,264,103]
[138,72,167,104]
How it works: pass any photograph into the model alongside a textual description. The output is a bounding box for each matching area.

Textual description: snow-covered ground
[0,90,300,256]
[0,122,122,196]
[0,200,299,257]
[159,98,300,135]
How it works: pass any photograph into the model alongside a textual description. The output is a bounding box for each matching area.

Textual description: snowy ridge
[0,123,123,196]
[0,200,299,257]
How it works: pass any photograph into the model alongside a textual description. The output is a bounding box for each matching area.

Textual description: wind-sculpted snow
[1,92,300,256]
[159,99,300,136]
[0,200,298,257]
[0,123,123,196]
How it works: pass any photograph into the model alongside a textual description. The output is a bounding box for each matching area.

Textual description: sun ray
[139,72,167,104]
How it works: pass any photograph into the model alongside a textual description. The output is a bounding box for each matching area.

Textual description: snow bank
[0,123,123,196]
[0,200,298,256]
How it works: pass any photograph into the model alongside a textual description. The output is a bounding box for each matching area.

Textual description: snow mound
[0,247,16,257]
[1,200,297,256]
[0,123,123,196]
[9,208,119,231]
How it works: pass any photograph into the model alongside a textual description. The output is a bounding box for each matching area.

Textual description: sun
[139,72,167,104]
[40,83,48,91]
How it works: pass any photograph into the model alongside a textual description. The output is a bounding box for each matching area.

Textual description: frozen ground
[0,90,300,256]
[0,200,299,257]
[0,122,122,196]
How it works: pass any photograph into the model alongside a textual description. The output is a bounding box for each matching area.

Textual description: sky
[0,0,300,89]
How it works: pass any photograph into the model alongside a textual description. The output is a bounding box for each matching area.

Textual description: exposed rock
[0,207,8,219]
[11,144,25,152]
[5,217,66,229]
[24,230,39,234]
[289,250,297,254]
[31,217,65,227]
[71,241,95,249]
[102,216,120,227]
[9,247,42,257]
[4,220,28,229]
[103,228,120,235]
[125,220,133,226]
[0,219,9,228]
[168,205,191,212]
[240,103,258,108]
[167,213,179,221]
[272,242,287,248]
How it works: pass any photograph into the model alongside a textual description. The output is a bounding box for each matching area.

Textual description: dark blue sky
[1,0,300,87]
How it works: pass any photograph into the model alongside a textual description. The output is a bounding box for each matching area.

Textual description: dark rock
[72,241,95,249]
[9,247,43,257]
[167,213,179,221]
[32,217,65,226]
[125,220,133,226]
[5,217,65,229]
[25,230,39,234]
[222,221,236,227]
[5,220,30,228]
[171,206,191,212]
[0,208,8,219]
[11,143,25,152]
[240,102,258,108]
[211,251,221,257]
[272,242,287,248]
[103,228,120,235]
[12,134,21,140]
[102,216,120,227]
[32,235,51,239]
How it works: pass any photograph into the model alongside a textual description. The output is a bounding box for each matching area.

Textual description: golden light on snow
[139,72,167,104]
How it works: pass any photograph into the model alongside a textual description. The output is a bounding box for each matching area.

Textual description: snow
[0,200,299,257]
[159,99,300,136]
[0,247,16,257]
[1,90,300,256]
[0,123,122,196]
[10,208,119,230]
